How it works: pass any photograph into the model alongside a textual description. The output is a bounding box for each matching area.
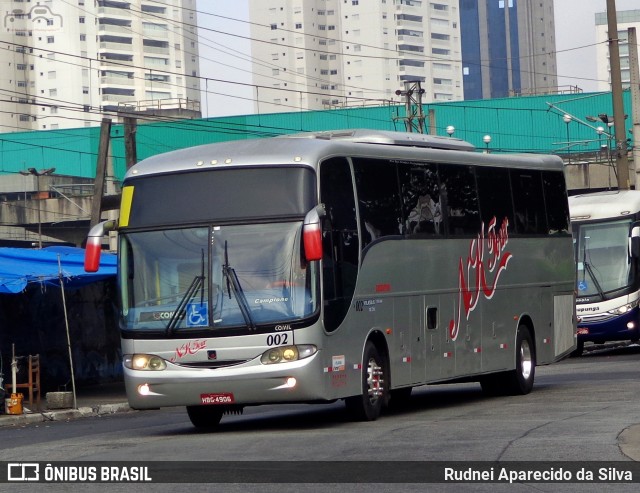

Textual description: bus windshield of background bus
[576,219,632,298]
[119,223,318,333]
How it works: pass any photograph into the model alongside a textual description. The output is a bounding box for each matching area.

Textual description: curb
[0,402,132,427]
[619,424,640,462]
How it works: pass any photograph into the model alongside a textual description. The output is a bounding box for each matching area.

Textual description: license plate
[200,393,235,405]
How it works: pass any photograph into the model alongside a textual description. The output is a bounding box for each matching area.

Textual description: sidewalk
[0,381,131,427]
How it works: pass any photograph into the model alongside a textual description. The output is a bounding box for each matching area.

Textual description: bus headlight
[124,354,167,371]
[608,300,639,316]
[260,345,317,365]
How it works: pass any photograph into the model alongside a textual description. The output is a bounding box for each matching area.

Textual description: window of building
[431,33,450,41]
[396,14,422,22]
[141,4,165,14]
[47,36,54,43]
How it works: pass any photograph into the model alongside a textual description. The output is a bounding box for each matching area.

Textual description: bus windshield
[119,222,318,334]
[575,219,632,298]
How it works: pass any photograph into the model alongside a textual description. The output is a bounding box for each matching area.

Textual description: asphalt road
[1,343,639,492]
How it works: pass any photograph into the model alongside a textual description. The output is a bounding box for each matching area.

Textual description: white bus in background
[85,129,576,429]
[569,190,640,354]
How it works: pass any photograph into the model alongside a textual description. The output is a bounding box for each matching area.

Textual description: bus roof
[124,129,564,180]
[569,190,640,222]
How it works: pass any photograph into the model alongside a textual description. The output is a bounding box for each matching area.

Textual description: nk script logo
[7,463,39,481]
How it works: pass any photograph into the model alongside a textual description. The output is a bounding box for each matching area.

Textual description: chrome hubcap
[366,358,384,403]
[520,339,533,380]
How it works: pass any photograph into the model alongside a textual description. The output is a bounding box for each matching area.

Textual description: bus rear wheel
[186,405,224,429]
[481,325,536,396]
[345,341,387,421]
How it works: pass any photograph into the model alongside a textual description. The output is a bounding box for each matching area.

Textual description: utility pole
[123,116,137,170]
[607,0,630,189]
[629,27,640,188]
[394,81,426,133]
[90,118,112,229]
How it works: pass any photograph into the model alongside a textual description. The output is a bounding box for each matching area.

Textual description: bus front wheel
[345,341,387,421]
[186,405,224,429]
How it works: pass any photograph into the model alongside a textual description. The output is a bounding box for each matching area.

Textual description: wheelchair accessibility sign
[186,302,208,327]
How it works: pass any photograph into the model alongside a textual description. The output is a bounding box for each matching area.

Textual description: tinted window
[439,164,480,235]
[511,169,547,234]
[542,170,570,234]
[126,167,316,228]
[398,161,442,235]
[319,158,359,332]
[476,166,515,230]
[352,158,403,247]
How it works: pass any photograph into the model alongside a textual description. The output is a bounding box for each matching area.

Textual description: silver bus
[569,190,640,354]
[85,129,576,428]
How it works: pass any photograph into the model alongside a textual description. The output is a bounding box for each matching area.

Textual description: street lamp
[19,167,56,248]
[446,125,455,137]
[483,135,491,153]
[563,114,572,165]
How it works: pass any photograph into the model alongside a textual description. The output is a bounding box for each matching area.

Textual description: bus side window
[319,158,359,332]
[397,161,441,236]
[352,158,403,247]
[542,170,570,234]
[438,164,480,236]
[511,169,547,235]
[476,166,515,229]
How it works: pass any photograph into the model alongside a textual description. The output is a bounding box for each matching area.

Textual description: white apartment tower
[0,0,201,132]
[248,0,463,114]
[595,9,640,92]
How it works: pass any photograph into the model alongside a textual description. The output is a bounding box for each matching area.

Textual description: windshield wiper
[166,250,206,334]
[223,240,257,331]
[582,240,605,299]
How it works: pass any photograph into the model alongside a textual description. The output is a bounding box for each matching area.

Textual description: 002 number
[266,332,290,346]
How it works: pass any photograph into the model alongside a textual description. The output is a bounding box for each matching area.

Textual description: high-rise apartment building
[248,0,463,114]
[595,9,640,92]
[460,0,558,99]
[0,0,201,132]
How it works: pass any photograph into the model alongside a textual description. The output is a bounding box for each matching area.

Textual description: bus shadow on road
[580,341,640,357]
[166,383,491,434]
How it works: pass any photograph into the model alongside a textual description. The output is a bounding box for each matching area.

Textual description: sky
[197,0,639,118]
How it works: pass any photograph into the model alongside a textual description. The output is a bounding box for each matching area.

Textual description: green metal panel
[0,91,633,182]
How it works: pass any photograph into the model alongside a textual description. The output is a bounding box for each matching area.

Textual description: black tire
[570,339,584,357]
[186,405,224,429]
[345,341,387,421]
[481,325,536,396]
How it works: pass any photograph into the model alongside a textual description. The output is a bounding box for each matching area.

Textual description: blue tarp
[0,246,116,294]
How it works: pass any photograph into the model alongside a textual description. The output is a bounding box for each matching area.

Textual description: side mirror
[84,220,117,272]
[302,205,326,262]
